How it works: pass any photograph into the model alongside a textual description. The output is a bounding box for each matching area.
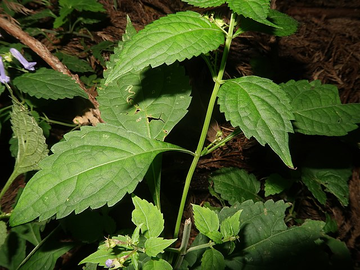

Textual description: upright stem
[173,13,236,239]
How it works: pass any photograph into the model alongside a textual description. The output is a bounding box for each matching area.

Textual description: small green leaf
[143,259,172,270]
[11,101,48,176]
[193,204,222,243]
[132,196,164,238]
[13,68,88,100]
[220,210,242,242]
[182,0,226,8]
[144,237,176,257]
[55,52,94,73]
[210,167,262,204]
[0,230,26,270]
[10,124,188,226]
[99,63,192,141]
[59,0,105,12]
[218,76,294,168]
[228,0,278,28]
[201,248,225,270]
[281,80,360,136]
[264,173,293,196]
[105,11,224,84]
[79,246,115,267]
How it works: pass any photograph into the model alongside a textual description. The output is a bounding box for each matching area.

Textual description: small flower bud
[9,48,37,71]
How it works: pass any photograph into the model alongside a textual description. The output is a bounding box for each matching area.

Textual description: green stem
[173,13,236,239]
[201,127,241,156]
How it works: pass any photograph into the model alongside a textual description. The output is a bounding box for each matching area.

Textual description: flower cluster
[0,48,37,84]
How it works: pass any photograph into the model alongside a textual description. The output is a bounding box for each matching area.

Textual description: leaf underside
[13,68,88,100]
[182,0,226,8]
[11,101,48,175]
[218,76,294,168]
[105,11,225,84]
[10,124,185,226]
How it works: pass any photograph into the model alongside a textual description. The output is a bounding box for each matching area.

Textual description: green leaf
[193,204,222,244]
[99,63,192,141]
[210,167,262,204]
[13,68,88,100]
[79,246,115,267]
[201,248,225,270]
[281,80,360,136]
[228,0,278,28]
[264,174,293,196]
[11,101,48,176]
[0,221,7,248]
[10,124,188,226]
[144,237,177,257]
[59,0,105,12]
[238,9,298,37]
[11,222,44,246]
[218,76,294,168]
[131,196,164,238]
[19,239,74,270]
[182,0,226,8]
[143,258,172,270]
[105,11,225,84]
[55,52,94,73]
[0,230,26,270]
[220,210,242,242]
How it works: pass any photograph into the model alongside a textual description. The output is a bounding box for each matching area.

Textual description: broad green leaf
[11,101,48,175]
[143,259,172,270]
[105,11,225,84]
[99,64,192,141]
[13,68,88,100]
[220,210,242,242]
[10,124,188,226]
[192,204,222,243]
[218,76,294,168]
[131,196,164,238]
[182,0,226,8]
[19,239,74,270]
[144,237,176,257]
[281,80,360,136]
[228,0,278,28]
[201,248,225,270]
[0,221,6,248]
[80,246,116,267]
[210,167,262,204]
[238,9,298,37]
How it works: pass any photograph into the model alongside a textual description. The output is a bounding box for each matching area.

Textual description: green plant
[1,0,359,269]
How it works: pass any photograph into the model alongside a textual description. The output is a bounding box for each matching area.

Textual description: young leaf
[131,196,164,238]
[220,210,242,242]
[98,63,192,141]
[144,237,177,257]
[105,11,225,84]
[182,0,226,8]
[11,101,48,176]
[13,68,88,100]
[143,258,172,270]
[281,80,360,136]
[201,248,225,270]
[10,124,188,226]
[228,0,278,28]
[264,173,293,196]
[192,204,222,244]
[210,167,262,204]
[218,76,294,168]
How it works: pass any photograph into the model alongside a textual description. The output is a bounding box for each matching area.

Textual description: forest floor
[0,0,359,268]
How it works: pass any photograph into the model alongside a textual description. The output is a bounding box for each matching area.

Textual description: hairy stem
[173,13,236,239]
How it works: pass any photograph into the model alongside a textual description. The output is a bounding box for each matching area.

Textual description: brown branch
[0,15,103,122]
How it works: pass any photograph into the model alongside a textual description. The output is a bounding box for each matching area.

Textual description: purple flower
[10,48,37,71]
[0,56,10,84]
[105,259,114,268]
